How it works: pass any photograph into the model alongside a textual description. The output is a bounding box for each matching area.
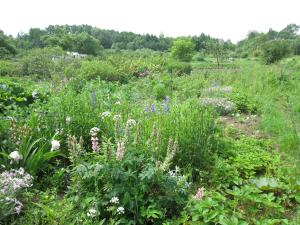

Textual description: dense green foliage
[0,24,299,224]
[170,39,195,62]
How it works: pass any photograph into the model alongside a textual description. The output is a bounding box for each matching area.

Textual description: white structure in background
[51,52,87,61]
[66,51,87,59]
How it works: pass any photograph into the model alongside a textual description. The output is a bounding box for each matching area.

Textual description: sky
[1,0,300,42]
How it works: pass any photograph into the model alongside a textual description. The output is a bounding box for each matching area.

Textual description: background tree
[0,30,17,59]
[170,38,195,62]
[206,39,227,68]
[261,40,291,64]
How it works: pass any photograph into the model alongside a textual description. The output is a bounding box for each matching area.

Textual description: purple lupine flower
[162,96,170,113]
[165,96,170,103]
[144,106,149,113]
[150,95,154,100]
[162,103,169,113]
[150,104,155,113]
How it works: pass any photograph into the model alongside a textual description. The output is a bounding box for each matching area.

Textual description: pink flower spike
[193,187,205,200]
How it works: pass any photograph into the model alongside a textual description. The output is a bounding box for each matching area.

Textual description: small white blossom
[51,140,60,151]
[116,206,125,214]
[9,151,23,162]
[66,116,71,124]
[32,91,38,99]
[90,127,100,136]
[87,208,98,218]
[110,196,119,204]
[113,114,121,121]
[101,111,111,119]
[115,100,121,105]
[126,119,136,127]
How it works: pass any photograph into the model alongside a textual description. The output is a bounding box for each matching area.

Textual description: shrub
[0,80,39,113]
[167,61,192,76]
[0,60,21,76]
[79,60,128,83]
[293,38,300,55]
[230,90,258,114]
[261,40,291,64]
[20,48,63,79]
[192,52,205,62]
[170,39,195,62]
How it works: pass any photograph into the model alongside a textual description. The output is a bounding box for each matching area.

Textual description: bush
[293,38,300,55]
[20,48,63,79]
[230,90,258,114]
[79,60,128,83]
[170,39,195,62]
[167,61,192,76]
[0,60,21,76]
[192,52,205,62]
[261,40,291,64]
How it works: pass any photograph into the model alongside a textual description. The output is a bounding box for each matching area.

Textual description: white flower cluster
[101,111,111,120]
[0,168,33,195]
[65,116,71,124]
[113,114,121,121]
[109,196,125,215]
[90,127,100,136]
[126,119,136,128]
[200,97,235,114]
[32,91,38,99]
[2,197,23,214]
[110,196,119,204]
[116,206,125,215]
[168,166,191,190]
[9,151,23,162]
[203,86,233,94]
[51,140,60,151]
[87,207,98,218]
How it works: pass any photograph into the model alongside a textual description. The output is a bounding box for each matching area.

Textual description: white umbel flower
[110,196,119,204]
[116,206,125,214]
[87,208,98,218]
[51,140,60,151]
[113,114,121,121]
[32,91,38,99]
[90,127,100,136]
[9,151,23,162]
[126,119,136,127]
[65,116,71,124]
[101,111,111,119]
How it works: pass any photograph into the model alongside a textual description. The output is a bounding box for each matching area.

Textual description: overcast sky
[1,0,299,42]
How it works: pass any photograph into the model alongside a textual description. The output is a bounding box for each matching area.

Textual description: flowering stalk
[116,142,125,161]
[160,138,178,171]
[90,127,100,153]
[193,187,205,200]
